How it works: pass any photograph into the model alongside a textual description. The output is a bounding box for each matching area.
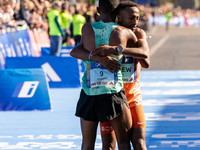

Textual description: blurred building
[133,0,156,6]
[174,0,194,9]
[133,0,200,9]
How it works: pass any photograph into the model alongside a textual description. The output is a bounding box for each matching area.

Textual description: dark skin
[92,6,150,69]
[70,7,138,150]
[99,6,149,150]
[120,7,150,69]
[70,23,140,72]
[71,9,149,73]
[71,6,150,150]
[71,5,150,150]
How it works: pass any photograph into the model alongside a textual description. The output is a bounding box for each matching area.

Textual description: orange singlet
[100,56,146,134]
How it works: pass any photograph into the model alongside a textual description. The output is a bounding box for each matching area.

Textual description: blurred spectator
[41,0,51,19]
[2,1,16,28]
[84,4,97,23]
[16,0,33,28]
[165,10,173,31]
[84,4,92,23]
[138,8,149,31]
[69,4,75,16]
[0,0,200,50]
[66,37,75,46]
[28,1,38,29]
[0,8,2,30]
[93,6,101,22]
[11,0,19,12]
[184,9,190,27]
[72,6,85,45]
[151,8,155,26]
[61,1,73,45]
[31,0,43,12]
[40,0,51,31]
[47,0,65,56]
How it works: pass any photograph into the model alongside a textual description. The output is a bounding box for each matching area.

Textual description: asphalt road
[145,25,200,70]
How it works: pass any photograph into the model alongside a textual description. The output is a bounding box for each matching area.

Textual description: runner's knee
[117,142,131,150]
[132,138,147,150]
[102,142,116,150]
[81,142,95,150]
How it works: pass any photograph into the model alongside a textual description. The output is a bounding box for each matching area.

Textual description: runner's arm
[134,29,150,68]
[70,23,94,60]
[120,29,149,60]
[92,29,148,59]
[70,44,121,73]
[70,24,121,72]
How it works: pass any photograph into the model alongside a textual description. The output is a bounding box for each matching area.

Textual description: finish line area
[0,70,200,150]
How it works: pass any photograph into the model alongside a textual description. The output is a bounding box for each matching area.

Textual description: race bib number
[121,56,137,83]
[86,62,118,88]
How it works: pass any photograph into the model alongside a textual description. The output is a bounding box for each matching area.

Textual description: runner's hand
[97,56,121,73]
[92,44,118,57]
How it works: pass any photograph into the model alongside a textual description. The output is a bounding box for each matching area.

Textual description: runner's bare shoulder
[109,26,133,46]
[82,23,94,35]
[134,27,147,39]
[81,23,96,51]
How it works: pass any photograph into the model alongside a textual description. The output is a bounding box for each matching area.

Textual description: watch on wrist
[116,45,124,54]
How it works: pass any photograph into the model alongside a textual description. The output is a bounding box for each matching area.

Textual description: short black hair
[115,1,138,15]
[99,0,119,14]
[61,3,66,12]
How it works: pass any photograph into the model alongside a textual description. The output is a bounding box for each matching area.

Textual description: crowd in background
[0,0,102,30]
[142,4,200,28]
[0,0,200,46]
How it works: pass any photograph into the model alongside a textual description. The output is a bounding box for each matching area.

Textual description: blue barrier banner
[60,46,74,57]
[0,68,51,110]
[41,46,74,57]
[0,50,5,69]
[6,32,18,57]
[5,56,81,88]
[41,47,51,56]
[14,29,34,57]
[0,33,12,58]
[0,33,18,57]
[10,31,23,57]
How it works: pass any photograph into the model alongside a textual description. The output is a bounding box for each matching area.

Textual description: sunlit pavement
[0,70,199,149]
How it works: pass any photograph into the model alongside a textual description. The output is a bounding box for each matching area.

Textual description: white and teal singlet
[82,21,124,96]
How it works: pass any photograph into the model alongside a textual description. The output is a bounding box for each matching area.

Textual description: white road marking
[150,35,170,56]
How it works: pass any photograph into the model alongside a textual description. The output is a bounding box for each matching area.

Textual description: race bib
[121,56,137,83]
[86,62,118,88]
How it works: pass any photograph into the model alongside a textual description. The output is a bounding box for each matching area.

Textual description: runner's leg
[131,128,147,150]
[80,118,98,150]
[100,120,116,150]
[130,104,147,150]
[110,103,132,150]
[101,127,116,150]
[101,132,116,150]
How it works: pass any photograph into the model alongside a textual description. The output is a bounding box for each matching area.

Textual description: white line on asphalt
[150,34,170,56]
[142,89,200,95]
[152,133,200,138]
[141,81,200,87]
[149,26,157,34]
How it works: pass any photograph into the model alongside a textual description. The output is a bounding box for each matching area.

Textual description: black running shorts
[75,88,129,123]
